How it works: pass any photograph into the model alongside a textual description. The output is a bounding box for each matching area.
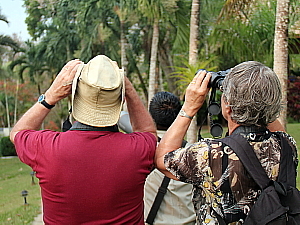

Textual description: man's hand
[10,59,82,143]
[44,59,82,105]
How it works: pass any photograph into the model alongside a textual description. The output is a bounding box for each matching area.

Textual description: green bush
[0,136,17,156]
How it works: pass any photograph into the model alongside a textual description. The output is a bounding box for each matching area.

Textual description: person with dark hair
[10,55,157,224]
[144,91,196,225]
[155,61,298,224]
[148,91,182,130]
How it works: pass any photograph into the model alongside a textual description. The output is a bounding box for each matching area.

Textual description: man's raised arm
[10,59,82,143]
[124,77,157,139]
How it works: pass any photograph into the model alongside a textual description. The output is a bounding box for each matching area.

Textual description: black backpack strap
[62,107,73,131]
[273,132,296,187]
[146,176,171,225]
[221,134,270,189]
[220,147,231,193]
[220,133,299,225]
[146,139,187,224]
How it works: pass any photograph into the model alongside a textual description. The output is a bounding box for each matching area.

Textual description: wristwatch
[38,94,55,109]
[179,109,193,120]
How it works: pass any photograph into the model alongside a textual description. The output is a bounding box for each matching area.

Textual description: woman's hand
[182,70,211,117]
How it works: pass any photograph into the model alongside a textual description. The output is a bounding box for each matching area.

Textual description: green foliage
[0,79,37,128]
[24,0,51,39]
[9,41,51,86]
[208,0,276,68]
[0,35,20,52]
[0,11,20,53]
[171,0,190,53]
[1,0,299,129]
[286,123,300,189]
[0,137,16,157]
[172,57,218,93]
[137,0,178,22]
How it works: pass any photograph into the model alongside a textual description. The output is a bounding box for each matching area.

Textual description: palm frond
[171,57,218,93]
[0,35,20,51]
[0,12,9,24]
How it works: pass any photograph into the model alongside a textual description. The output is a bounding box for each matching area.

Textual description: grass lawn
[0,123,299,224]
[0,157,41,224]
[286,123,300,188]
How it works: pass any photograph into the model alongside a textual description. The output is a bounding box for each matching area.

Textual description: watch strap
[179,109,193,119]
[41,100,55,109]
[38,94,55,109]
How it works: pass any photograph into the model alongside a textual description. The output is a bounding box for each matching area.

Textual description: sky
[0,0,30,41]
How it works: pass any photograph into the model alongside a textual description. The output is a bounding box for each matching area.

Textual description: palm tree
[113,0,138,74]
[0,11,20,55]
[187,0,200,143]
[0,10,20,128]
[0,35,19,52]
[138,0,160,105]
[215,0,290,128]
[273,0,290,128]
[138,0,179,106]
[189,0,200,66]
[9,41,50,95]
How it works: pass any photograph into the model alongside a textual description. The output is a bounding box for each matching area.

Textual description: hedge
[0,136,17,156]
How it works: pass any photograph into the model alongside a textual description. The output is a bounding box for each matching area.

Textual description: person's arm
[10,59,82,143]
[267,119,285,132]
[124,77,157,139]
[155,70,211,179]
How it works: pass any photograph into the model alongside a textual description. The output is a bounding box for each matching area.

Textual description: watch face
[179,109,192,119]
[179,109,185,117]
[38,94,45,103]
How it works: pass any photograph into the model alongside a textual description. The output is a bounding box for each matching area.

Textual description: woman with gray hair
[155,61,298,224]
[222,61,282,127]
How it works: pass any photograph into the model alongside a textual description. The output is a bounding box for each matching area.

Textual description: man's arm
[124,77,157,139]
[155,70,211,179]
[10,59,82,143]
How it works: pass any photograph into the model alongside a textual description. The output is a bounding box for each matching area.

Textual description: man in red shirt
[10,55,157,224]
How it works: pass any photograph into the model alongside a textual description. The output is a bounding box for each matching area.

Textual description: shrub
[288,76,300,122]
[0,136,17,156]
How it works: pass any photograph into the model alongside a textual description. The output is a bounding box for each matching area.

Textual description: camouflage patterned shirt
[164,129,298,225]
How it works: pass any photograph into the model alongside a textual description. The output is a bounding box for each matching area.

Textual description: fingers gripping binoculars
[196,69,231,139]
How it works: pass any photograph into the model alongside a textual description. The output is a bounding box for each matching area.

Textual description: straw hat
[71,55,124,127]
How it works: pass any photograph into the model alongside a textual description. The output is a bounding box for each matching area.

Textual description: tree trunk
[4,79,11,128]
[14,79,19,125]
[273,0,289,129]
[158,43,180,96]
[187,0,200,143]
[148,19,159,107]
[120,20,129,75]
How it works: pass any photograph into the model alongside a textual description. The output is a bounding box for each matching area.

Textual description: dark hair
[149,92,181,130]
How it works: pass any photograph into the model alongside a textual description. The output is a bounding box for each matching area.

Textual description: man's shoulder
[127,131,157,146]
[15,129,58,139]
[130,131,156,139]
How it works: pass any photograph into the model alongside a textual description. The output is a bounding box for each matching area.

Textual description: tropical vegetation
[0,0,299,139]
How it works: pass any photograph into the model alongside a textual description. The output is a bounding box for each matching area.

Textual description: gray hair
[222,61,282,127]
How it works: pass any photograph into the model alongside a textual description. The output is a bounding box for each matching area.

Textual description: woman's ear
[224,102,232,114]
[221,95,232,120]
